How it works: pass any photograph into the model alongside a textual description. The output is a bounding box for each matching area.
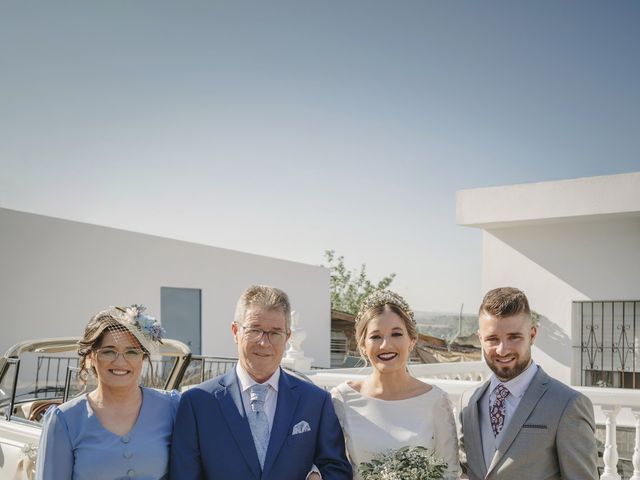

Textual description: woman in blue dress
[36,305,180,480]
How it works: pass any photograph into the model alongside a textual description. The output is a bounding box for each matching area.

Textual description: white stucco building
[457,172,640,387]
[0,208,331,365]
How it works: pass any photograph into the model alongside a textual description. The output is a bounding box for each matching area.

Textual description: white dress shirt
[479,361,539,468]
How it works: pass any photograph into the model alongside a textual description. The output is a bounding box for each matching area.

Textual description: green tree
[323,250,396,315]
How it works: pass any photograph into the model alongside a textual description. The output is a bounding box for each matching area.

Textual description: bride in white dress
[331,290,461,480]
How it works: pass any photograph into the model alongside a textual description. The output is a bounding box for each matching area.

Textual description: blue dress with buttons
[36,387,180,480]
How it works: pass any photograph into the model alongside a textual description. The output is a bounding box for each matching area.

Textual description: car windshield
[13,352,74,403]
[0,360,18,414]
[177,356,238,391]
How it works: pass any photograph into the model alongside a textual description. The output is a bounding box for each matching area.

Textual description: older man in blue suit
[171,285,352,480]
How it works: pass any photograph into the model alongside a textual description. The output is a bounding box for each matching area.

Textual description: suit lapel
[486,368,550,477]
[466,382,490,479]
[216,370,262,479]
[261,370,299,479]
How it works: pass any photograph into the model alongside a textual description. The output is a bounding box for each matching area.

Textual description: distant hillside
[415,311,478,341]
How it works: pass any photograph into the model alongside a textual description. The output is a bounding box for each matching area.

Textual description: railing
[304,361,640,480]
[178,356,239,389]
[34,356,176,391]
[582,387,640,480]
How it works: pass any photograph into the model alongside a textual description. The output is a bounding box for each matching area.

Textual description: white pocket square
[292,420,311,435]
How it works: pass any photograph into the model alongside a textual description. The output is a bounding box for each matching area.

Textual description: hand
[307,474,321,480]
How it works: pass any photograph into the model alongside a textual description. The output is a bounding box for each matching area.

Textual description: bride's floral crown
[355,289,415,325]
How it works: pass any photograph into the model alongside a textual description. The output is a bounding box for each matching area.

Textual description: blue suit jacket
[170,368,352,480]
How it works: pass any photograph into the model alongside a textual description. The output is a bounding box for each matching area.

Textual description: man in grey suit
[460,287,598,479]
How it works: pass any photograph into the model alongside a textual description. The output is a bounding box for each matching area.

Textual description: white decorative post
[281,310,314,372]
[601,406,621,480]
[630,410,640,480]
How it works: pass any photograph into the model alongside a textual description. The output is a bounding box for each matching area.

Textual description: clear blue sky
[1,1,639,312]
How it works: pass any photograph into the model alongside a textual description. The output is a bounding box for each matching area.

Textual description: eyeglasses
[235,323,288,345]
[94,348,144,362]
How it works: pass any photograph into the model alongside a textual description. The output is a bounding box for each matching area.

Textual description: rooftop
[456,171,640,228]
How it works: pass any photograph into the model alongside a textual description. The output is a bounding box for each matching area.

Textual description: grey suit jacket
[459,368,598,480]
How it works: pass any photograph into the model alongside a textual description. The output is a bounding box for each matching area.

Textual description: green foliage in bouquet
[359,446,447,480]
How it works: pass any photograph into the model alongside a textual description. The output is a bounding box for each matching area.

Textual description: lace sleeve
[433,390,462,480]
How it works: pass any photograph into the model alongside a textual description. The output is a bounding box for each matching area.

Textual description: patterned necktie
[489,383,510,437]
[248,383,270,468]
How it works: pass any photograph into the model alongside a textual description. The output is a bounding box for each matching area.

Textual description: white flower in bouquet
[359,445,447,480]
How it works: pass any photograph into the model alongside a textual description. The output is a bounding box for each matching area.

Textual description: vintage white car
[0,337,241,479]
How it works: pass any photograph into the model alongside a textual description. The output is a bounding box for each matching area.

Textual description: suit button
[127,469,136,477]
[121,435,130,443]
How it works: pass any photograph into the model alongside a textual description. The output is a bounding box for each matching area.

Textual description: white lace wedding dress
[331,382,461,480]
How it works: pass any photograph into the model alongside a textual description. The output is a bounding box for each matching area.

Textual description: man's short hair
[234,284,292,331]
[479,287,531,319]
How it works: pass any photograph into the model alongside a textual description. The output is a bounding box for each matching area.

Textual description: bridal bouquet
[359,446,447,480]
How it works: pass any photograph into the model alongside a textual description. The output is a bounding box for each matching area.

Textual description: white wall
[0,208,331,365]
[481,216,640,384]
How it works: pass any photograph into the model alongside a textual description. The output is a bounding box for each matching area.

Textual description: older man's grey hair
[234,285,292,331]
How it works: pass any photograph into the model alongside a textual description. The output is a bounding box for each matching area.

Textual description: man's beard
[485,353,531,381]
